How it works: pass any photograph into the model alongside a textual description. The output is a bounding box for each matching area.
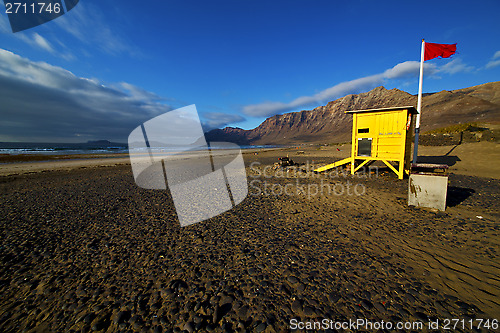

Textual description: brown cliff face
[206,81,500,145]
[205,127,252,145]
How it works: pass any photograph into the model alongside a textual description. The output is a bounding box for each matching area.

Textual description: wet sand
[0,144,498,332]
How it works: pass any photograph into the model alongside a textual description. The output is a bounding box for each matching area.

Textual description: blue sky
[1,0,499,142]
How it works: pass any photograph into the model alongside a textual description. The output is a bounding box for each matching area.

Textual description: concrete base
[408,174,448,211]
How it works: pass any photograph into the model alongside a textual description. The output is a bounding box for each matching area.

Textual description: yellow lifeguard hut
[315,106,417,179]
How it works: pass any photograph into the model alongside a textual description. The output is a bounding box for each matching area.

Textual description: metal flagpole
[413,39,425,165]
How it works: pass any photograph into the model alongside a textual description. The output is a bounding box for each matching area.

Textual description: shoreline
[1,141,498,179]
[0,147,285,177]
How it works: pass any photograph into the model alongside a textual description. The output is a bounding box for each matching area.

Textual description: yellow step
[314,157,353,173]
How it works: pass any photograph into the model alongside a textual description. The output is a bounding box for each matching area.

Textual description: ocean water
[0,142,129,155]
[0,142,279,155]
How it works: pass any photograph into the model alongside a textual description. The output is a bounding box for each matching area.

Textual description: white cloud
[486,50,500,69]
[0,11,10,33]
[243,61,437,117]
[0,2,137,59]
[0,13,75,58]
[0,49,173,142]
[242,58,473,118]
[54,3,137,56]
[242,74,389,117]
[7,31,56,54]
[119,82,165,102]
[32,33,55,53]
[437,58,474,74]
[486,59,500,69]
[383,61,418,79]
[201,112,245,130]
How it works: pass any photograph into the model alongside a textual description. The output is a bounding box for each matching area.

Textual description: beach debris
[272,155,297,170]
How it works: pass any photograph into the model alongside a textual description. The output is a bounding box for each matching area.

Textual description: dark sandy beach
[0,145,499,332]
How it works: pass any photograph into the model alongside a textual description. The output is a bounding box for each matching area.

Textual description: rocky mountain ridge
[206,81,500,145]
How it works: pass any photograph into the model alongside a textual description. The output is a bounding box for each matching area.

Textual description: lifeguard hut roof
[345,106,418,114]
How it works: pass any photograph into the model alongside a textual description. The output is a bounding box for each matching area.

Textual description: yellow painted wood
[351,114,357,175]
[314,157,353,173]
[382,159,401,178]
[353,159,371,173]
[315,106,416,179]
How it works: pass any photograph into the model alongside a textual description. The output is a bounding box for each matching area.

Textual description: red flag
[424,42,457,61]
